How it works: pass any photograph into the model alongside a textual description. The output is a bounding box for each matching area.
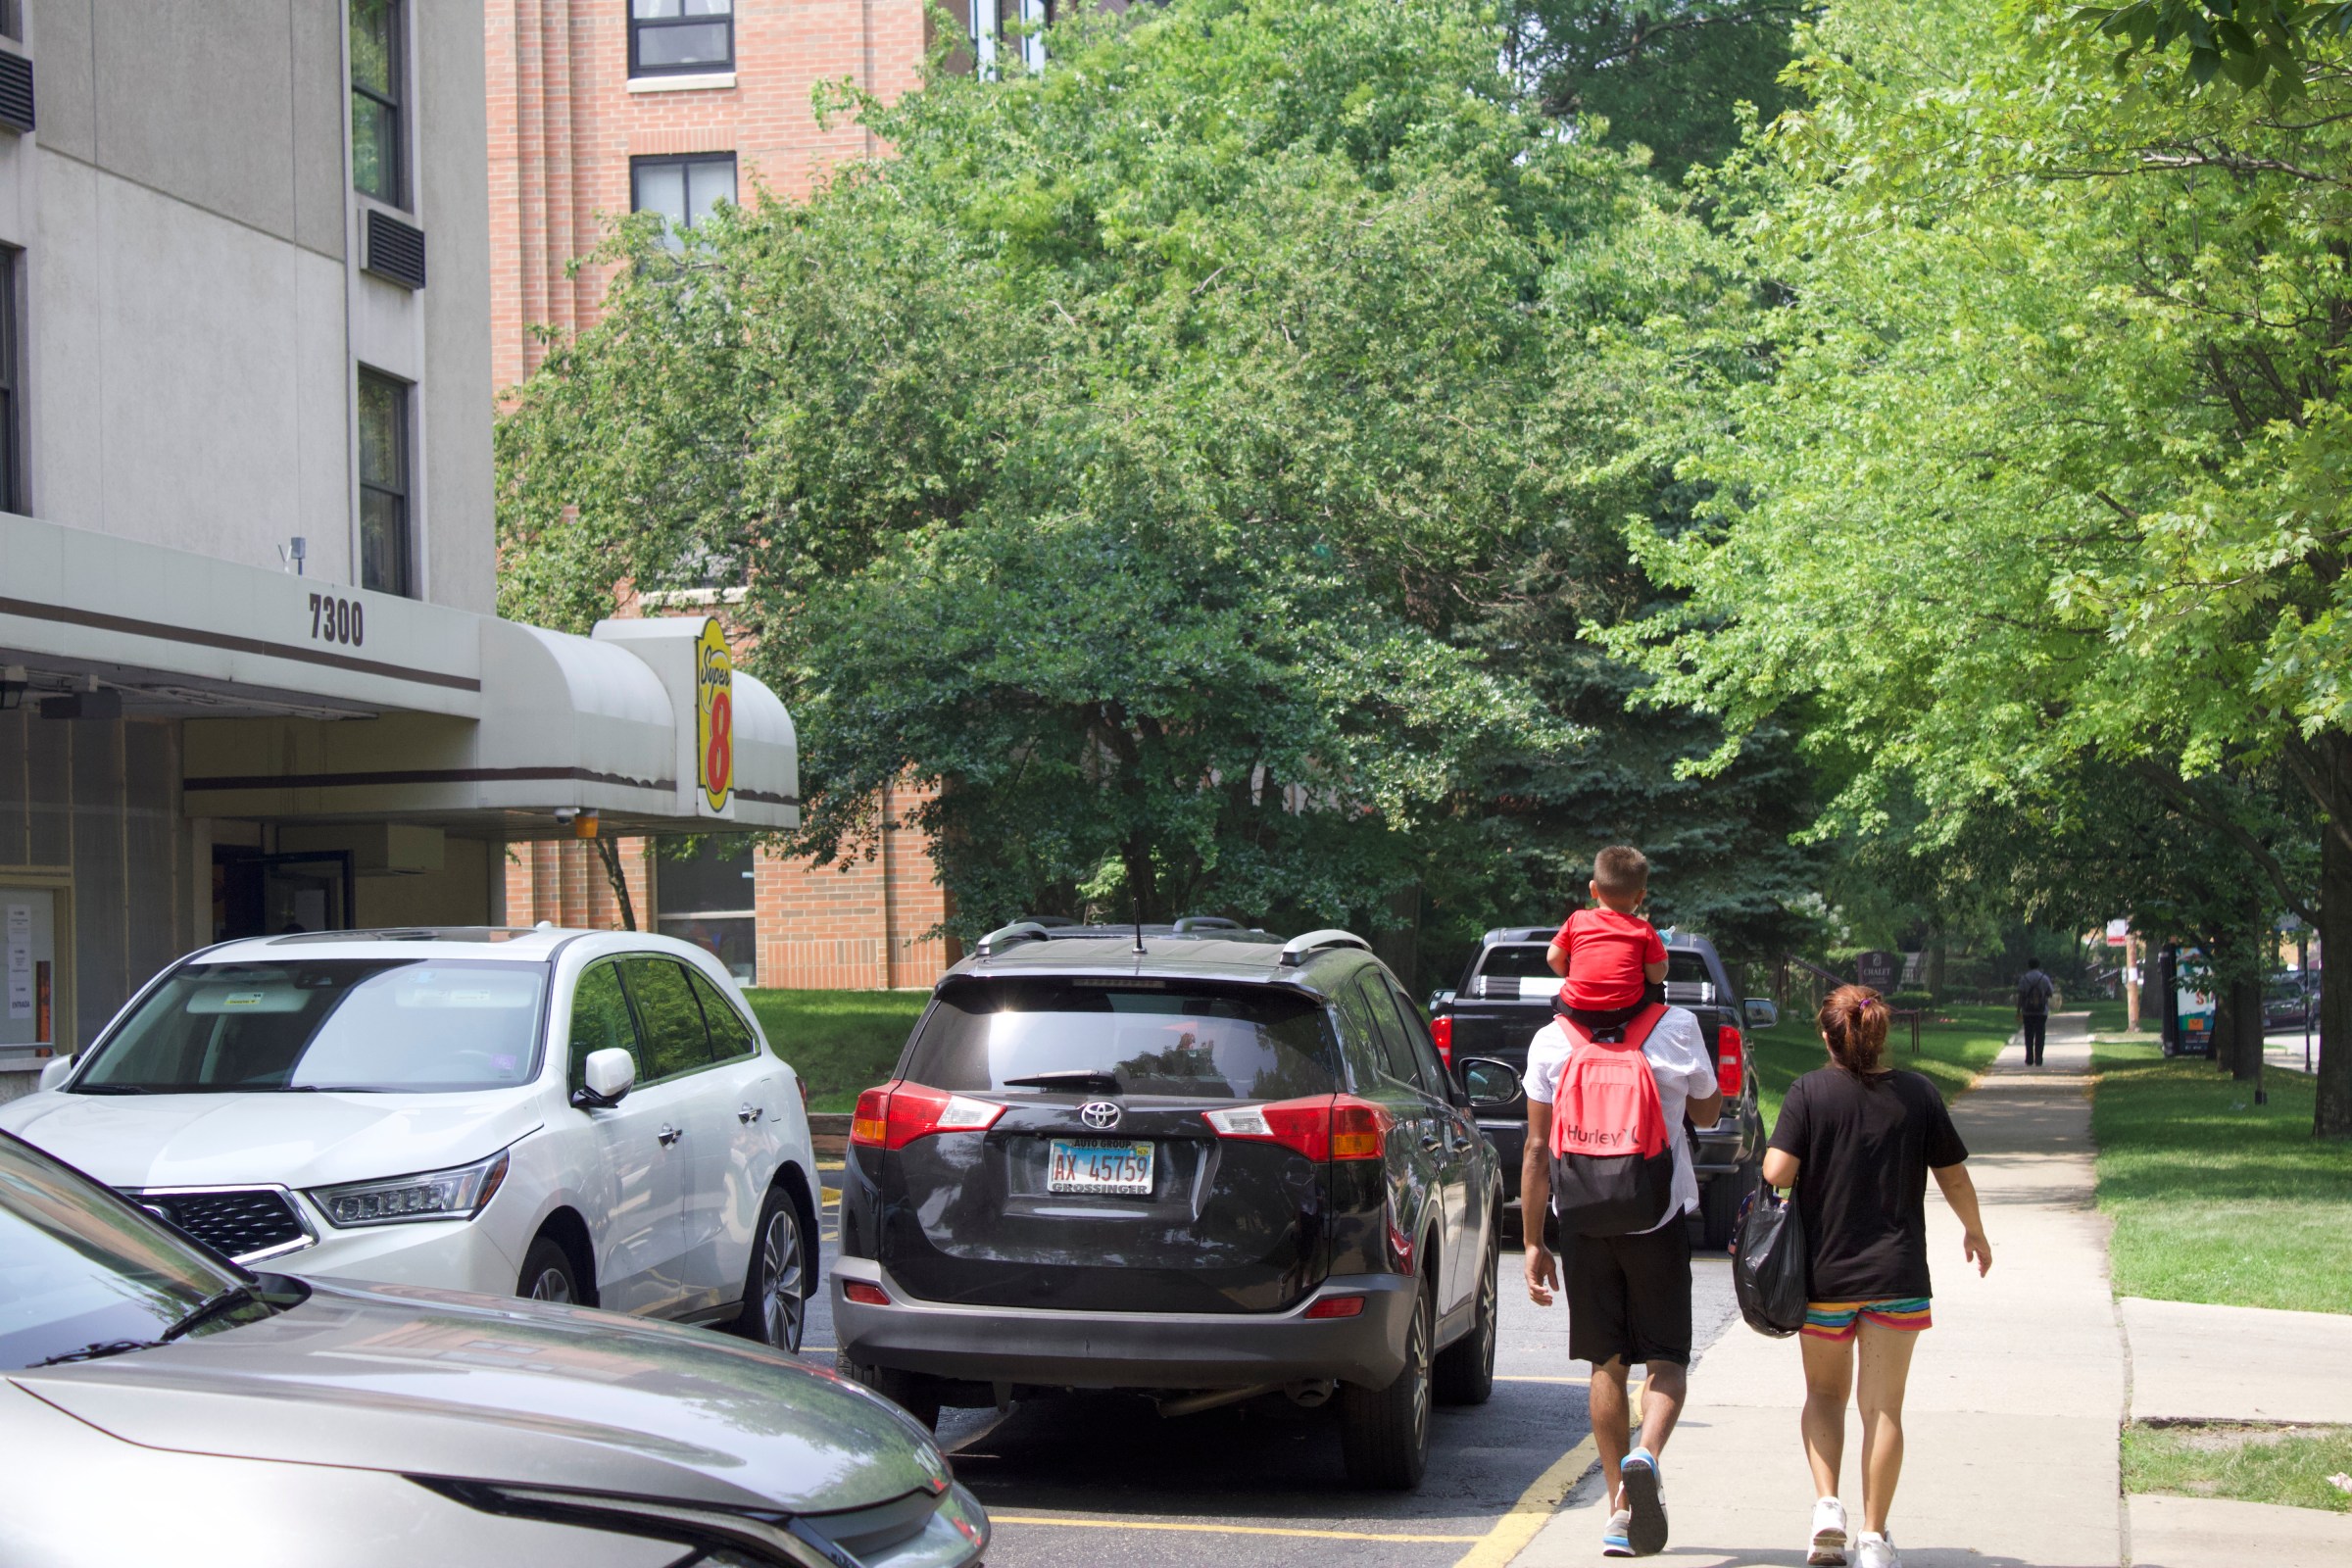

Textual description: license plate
[1047,1139,1153,1196]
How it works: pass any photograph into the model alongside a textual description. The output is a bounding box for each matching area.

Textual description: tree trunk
[592,836,638,932]
[2320,807,2352,1138]
[2212,972,2237,1074]
[2230,974,2264,1086]
[2125,934,2143,1031]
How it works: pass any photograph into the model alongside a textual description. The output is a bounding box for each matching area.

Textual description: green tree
[1603,0,2352,1134]
[499,0,1686,939]
[1508,2,1811,183]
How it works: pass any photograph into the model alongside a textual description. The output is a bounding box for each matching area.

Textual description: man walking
[2016,957,2056,1067]
[1523,998,1722,1557]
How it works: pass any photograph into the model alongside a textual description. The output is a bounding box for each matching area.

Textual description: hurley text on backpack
[1548,1004,1677,1237]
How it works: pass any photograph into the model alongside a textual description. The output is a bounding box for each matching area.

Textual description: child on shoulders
[1549,845,1668,1033]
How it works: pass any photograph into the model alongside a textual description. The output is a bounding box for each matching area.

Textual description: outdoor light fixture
[0,665,24,711]
[571,808,601,841]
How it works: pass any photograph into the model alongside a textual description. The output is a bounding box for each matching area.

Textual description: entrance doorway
[213,850,356,942]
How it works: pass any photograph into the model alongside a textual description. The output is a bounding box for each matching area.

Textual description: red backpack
[1547,1004,1677,1237]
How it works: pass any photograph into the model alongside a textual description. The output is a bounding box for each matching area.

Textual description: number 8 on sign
[695,618,734,814]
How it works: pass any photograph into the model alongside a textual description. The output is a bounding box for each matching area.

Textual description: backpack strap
[1563,1002,1670,1053]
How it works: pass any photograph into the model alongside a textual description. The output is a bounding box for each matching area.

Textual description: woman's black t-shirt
[1767,1067,1969,1301]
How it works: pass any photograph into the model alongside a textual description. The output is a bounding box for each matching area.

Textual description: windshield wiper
[72,1085,148,1095]
[161,1284,264,1343]
[31,1338,165,1366]
[270,1085,385,1093]
[1002,1069,1124,1092]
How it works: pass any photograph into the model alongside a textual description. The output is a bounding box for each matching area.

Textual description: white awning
[0,512,798,836]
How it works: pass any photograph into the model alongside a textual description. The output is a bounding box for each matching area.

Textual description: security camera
[552,807,579,824]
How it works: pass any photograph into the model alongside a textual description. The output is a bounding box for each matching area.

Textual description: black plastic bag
[1733,1187,1808,1338]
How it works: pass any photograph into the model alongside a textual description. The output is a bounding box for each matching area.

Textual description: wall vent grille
[364,210,426,290]
[0,52,34,135]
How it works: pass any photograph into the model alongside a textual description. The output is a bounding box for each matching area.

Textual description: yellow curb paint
[1447,1433,1599,1568]
[988,1516,1482,1544]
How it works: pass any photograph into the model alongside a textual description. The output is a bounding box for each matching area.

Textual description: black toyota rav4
[833,923,1504,1490]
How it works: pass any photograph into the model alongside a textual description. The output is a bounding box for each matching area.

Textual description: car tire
[837,1351,944,1432]
[736,1186,810,1354]
[1699,1156,1761,1251]
[1434,1220,1498,1407]
[517,1235,582,1305]
[1341,1274,1434,1490]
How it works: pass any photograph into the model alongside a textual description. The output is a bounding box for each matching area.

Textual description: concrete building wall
[10,0,495,612]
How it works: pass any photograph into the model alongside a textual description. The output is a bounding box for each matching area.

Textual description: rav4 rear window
[905,980,1341,1101]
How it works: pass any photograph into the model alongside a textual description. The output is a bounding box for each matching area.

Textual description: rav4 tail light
[1201,1095,1394,1161]
[849,1082,1005,1151]
[1429,1014,1454,1069]
[1716,1025,1744,1099]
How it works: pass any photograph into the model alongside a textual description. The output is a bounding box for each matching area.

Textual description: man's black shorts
[1560,1219,1692,1367]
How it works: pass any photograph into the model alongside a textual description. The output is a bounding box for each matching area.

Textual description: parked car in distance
[0,1127,986,1568]
[2264,971,2319,1031]
[834,922,1504,1490]
[0,926,820,1354]
[1432,926,1770,1249]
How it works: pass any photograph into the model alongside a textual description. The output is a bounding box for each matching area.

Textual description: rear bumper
[832,1257,1417,1392]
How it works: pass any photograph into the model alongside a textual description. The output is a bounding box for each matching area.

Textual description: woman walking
[1760,985,1992,1568]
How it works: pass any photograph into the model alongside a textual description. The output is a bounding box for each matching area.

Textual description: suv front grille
[124,1188,311,1262]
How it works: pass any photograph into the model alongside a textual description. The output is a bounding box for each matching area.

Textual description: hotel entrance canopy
[0,514,796,839]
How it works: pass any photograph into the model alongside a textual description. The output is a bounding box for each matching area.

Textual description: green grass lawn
[2123,1422,2352,1513]
[2091,1042,2352,1313]
[1747,1004,2019,1133]
[744,989,928,1112]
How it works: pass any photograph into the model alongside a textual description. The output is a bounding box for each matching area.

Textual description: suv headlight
[310,1150,510,1228]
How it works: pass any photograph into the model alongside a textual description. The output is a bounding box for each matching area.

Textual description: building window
[631,153,737,244]
[630,0,734,77]
[356,369,411,597]
[0,2,20,42]
[0,249,21,515]
[656,837,757,982]
[350,0,404,206]
[971,0,1054,74]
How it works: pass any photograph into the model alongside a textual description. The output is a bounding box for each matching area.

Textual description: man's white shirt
[1523,1006,1719,1230]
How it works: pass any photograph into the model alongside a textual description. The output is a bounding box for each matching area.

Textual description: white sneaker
[1856,1530,1901,1568]
[1808,1497,1848,1565]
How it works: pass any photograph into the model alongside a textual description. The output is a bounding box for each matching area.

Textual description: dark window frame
[0,246,23,515]
[629,152,739,240]
[0,2,20,43]
[355,368,412,598]
[350,0,406,209]
[628,0,735,78]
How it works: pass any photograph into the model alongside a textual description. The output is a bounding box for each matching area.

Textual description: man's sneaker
[1856,1530,1901,1568]
[1808,1497,1849,1565]
[1619,1447,1668,1555]
[1601,1491,1634,1557]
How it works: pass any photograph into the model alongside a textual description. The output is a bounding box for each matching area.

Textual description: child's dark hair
[1592,845,1649,900]
[1817,985,1889,1077]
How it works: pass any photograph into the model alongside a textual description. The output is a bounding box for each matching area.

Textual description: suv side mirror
[36,1057,74,1093]
[573,1047,636,1108]
[1455,1056,1524,1112]
[1743,998,1780,1030]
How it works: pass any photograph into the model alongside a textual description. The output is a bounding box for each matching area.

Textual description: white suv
[0,926,820,1352]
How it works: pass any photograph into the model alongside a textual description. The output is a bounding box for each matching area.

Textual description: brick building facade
[488,3,956,988]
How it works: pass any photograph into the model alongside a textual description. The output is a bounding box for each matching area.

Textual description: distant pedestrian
[2015,958,2055,1067]
[1763,986,1991,1568]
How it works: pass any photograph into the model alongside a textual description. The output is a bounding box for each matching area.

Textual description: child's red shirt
[1553,906,1666,1010]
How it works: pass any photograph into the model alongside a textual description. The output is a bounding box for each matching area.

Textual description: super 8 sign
[696,619,733,814]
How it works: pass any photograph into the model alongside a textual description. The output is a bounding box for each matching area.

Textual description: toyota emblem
[1079,1101,1122,1130]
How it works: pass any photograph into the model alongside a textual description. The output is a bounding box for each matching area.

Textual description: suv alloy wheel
[1340,1268,1434,1489]
[739,1187,809,1353]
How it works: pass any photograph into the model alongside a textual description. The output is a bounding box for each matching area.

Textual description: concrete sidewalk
[1514,1014,2126,1567]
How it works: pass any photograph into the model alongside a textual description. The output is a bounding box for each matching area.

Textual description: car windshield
[0,1133,247,1369]
[906,979,1341,1101]
[75,960,547,1094]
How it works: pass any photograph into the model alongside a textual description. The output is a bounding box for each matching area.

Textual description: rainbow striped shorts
[1802,1298,1933,1340]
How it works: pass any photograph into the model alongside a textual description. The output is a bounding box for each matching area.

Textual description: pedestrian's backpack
[1547,1003,1676,1236]
[2018,970,2054,1011]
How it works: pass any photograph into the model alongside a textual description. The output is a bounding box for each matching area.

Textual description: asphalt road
[806,1173,1740,1568]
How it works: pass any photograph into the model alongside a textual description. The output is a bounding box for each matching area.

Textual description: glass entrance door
[213,851,356,941]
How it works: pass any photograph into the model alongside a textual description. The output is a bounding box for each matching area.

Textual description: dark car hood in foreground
[11,1278,943,1515]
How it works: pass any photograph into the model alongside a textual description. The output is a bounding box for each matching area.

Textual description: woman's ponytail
[1817,984,1890,1077]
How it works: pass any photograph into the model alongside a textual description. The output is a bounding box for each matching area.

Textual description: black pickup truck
[1432,926,1773,1250]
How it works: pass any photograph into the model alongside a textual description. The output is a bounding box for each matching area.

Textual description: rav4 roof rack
[1277,928,1371,967]
[975,921,1053,957]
